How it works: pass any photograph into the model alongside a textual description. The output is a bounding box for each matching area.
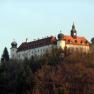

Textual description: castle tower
[10,40,17,59]
[71,22,77,38]
[57,31,65,50]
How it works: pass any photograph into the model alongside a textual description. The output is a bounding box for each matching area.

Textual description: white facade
[16,44,55,60]
[10,41,17,60]
[57,40,65,50]
[10,47,17,59]
[10,38,90,60]
[66,44,89,53]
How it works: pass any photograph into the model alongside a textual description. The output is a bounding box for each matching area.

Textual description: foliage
[1,47,9,62]
[0,48,94,94]
[0,61,35,94]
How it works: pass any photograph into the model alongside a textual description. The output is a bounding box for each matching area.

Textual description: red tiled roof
[62,35,89,45]
[17,36,57,52]
[17,35,89,52]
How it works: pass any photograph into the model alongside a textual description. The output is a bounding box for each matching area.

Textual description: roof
[62,35,89,45]
[17,36,57,52]
[17,35,89,52]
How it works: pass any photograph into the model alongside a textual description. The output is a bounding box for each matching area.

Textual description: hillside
[0,50,94,94]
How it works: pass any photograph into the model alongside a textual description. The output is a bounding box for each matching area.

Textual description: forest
[0,47,94,94]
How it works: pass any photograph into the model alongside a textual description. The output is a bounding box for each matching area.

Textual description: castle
[10,23,90,60]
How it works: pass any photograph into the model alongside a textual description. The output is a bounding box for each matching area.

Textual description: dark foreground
[0,51,94,94]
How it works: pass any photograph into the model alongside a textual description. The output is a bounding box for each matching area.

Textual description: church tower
[10,41,17,59]
[71,22,77,38]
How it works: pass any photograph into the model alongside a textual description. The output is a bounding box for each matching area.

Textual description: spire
[71,22,77,38]
[26,38,28,42]
[72,22,75,29]
[60,30,62,33]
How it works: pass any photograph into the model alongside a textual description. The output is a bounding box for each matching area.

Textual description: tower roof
[72,22,75,29]
[58,30,64,40]
[71,22,77,38]
[17,36,57,52]
[71,22,76,31]
[11,41,17,47]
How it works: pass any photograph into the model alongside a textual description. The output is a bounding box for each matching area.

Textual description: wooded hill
[0,48,94,94]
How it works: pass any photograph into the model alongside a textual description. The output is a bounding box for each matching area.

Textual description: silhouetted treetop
[1,47,9,62]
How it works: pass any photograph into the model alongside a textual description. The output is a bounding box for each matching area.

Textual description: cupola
[58,31,64,40]
[11,41,17,48]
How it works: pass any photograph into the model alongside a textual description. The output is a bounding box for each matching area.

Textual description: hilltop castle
[10,23,90,60]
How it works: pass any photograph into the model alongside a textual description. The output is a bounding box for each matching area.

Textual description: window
[68,40,70,43]
[19,54,20,59]
[46,48,48,52]
[38,49,39,52]
[12,55,14,58]
[81,41,83,44]
[29,53,30,56]
[32,51,33,54]
[76,48,78,51]
[75,40,77,43]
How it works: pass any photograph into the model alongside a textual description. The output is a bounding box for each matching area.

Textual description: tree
[91,37,94,44]
[1,47,9,62]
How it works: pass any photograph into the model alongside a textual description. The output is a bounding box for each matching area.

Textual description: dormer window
[81,41,83,44]
[75,40,77,43]
[68,40,70,43]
